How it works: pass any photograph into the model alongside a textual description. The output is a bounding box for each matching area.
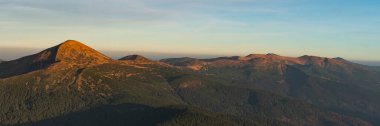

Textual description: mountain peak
[266,53,277,56]
[333,57,346,61]
[52,40,111,64]
[0,40,111,78]
[60,40,83,45]
[30,40,111,65]
[119,55,150,62]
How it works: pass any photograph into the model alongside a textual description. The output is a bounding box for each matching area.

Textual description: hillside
[162,54,380,125]
[0,40,111,78]
[1,58,367,126]
[19,104,272,126]
[372,66,380,72]
[0,40,376,126]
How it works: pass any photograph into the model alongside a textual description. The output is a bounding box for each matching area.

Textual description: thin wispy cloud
[0,0,379,61]
[0,0,278,25]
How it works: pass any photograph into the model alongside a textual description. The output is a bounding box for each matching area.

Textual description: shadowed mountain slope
[19,104,274,126]
[372,66,380,72]
[162,54,380,125]
[0,61,370,126]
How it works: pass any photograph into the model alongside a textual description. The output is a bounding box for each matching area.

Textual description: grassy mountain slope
[162,54,380,125]
[166,74,371,126]
[0,40,111,78]
[372,66,380,72]
[0,61,370,126]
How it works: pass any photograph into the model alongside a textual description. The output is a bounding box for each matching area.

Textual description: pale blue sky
[0,0,379,61]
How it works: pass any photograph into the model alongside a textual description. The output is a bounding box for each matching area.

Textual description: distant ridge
[162,53,379,84]
[162,53,361,71]
[0,40,373,79]
[119,55,151,62]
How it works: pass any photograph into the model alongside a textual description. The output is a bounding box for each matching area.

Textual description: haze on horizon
[0,0,379,62]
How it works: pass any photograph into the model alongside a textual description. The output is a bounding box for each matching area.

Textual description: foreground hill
[0,40,374,126]
[162,54,380,125]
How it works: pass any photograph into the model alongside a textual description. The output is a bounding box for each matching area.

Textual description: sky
[0,0,379,62]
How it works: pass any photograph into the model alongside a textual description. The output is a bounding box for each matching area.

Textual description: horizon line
[0,46,380,66]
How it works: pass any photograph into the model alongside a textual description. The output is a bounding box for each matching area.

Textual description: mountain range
[0,40,379,126]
